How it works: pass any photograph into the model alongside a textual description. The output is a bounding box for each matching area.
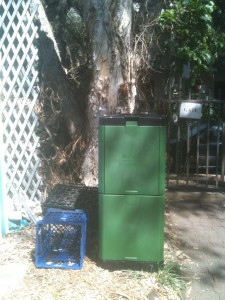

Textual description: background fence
[0,0,42,232]
[167,99,225,189]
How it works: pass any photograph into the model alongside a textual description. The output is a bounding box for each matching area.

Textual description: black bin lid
[99,114,167,126]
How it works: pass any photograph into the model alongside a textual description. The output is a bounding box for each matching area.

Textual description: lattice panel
[0,0,42,218]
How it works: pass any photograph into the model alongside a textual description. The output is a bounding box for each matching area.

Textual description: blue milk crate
[35,209,87,270]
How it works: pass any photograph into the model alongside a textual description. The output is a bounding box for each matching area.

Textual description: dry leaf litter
[0,202,191,300]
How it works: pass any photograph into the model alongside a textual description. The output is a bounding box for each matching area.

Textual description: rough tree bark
[35,1,88,186]
[81,0,137,186]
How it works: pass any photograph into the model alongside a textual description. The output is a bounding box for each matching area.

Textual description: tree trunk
[81,0,137,186]
[36,1,88,187]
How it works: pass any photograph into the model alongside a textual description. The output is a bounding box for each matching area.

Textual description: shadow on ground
[166,187,225,299]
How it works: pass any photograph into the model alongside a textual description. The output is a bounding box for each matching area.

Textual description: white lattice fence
[0,0,42,225]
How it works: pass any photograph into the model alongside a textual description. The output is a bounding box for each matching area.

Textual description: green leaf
[158,0,225,80]
[200,14,212,22]
[202,52,212,63]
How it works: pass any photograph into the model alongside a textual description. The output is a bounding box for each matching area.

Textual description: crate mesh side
[36,222,83,268]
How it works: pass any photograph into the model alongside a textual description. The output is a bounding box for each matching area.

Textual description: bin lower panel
[99,194,164,263]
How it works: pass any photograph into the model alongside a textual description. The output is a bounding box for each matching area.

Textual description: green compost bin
[98,114,166,264]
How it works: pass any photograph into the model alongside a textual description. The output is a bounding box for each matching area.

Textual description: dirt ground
[0,205,190,300]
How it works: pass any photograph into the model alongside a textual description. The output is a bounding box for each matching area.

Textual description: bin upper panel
[98,115,166,195]
[99,114,167,126]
